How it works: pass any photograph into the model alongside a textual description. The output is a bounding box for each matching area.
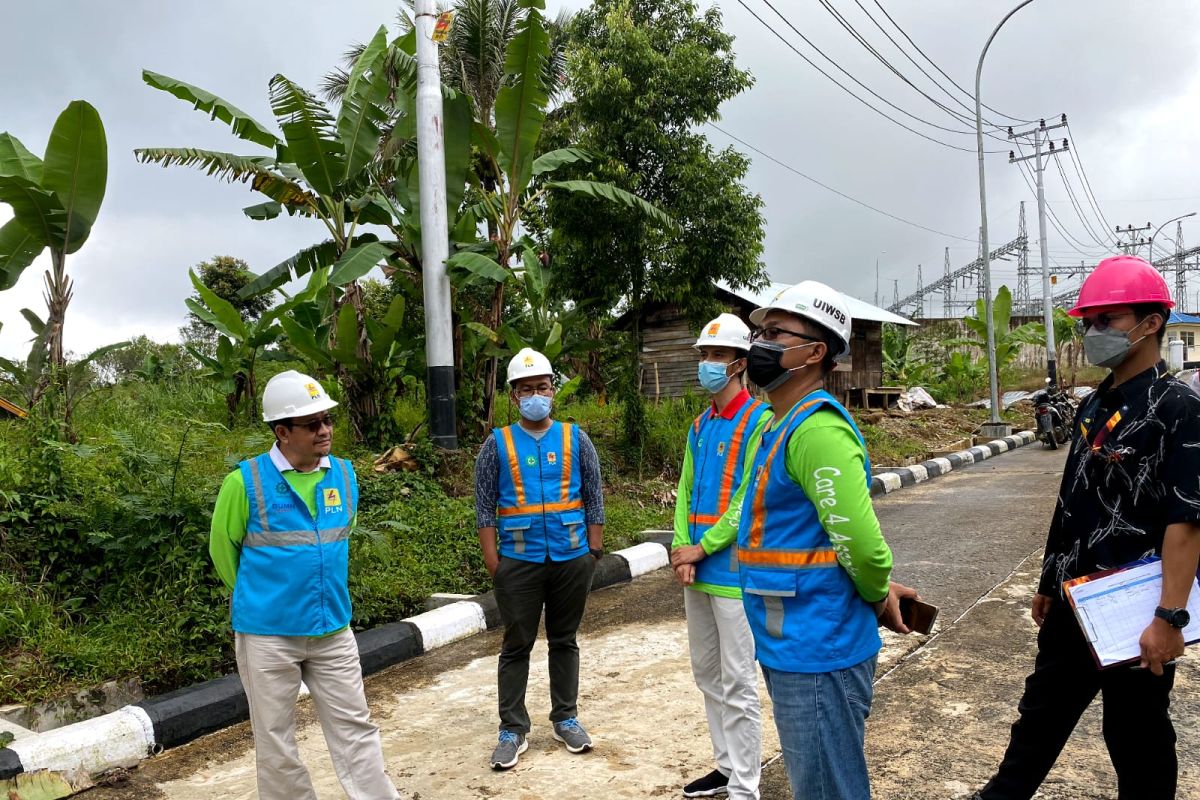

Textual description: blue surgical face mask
[518,394,553,421]
[698,361,733,393]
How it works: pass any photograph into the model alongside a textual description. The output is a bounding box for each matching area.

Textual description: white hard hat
[261,370,339,423]
[748,280,852,360]
[693,313,751,352]
[506,347,553,384]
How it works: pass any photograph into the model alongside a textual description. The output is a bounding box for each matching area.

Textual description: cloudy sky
[3,0,1199,359]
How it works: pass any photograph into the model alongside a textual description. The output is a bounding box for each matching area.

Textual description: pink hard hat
[1068,255,1174,318]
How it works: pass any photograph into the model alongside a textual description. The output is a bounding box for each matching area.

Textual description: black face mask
[747,341,817,391]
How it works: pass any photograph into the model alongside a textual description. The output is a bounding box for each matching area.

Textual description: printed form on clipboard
[1063,557,1200,669]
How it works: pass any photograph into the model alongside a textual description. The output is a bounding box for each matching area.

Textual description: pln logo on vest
[323,488,343,513]
[547,451,558,465]
[717,441,726,456]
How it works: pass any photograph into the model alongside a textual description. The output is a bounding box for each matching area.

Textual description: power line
[735,0,1007,154]
[815,0,1013,137]
[1013,153,1110,257]
[1051,152,1112,248]
[764,0,1007,141]
[705,121,978,242]
[868,0,1035,124]
[1064,123,1115,236]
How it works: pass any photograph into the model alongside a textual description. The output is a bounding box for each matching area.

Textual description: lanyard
[1080,403,1126,452]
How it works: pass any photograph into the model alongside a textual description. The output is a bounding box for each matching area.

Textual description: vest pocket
[560,511,585,549]
[500,517,532,554]
[742,567,798,639]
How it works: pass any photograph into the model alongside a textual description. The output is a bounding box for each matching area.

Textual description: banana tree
[183,269,285,422]
[0,101,108,379]
[949,285,1046,397]
[135,27,463,442]
[446,0,672,426]
[0,311,127,440]
[276,268,416,443]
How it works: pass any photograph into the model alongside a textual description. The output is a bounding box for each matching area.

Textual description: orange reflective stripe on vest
[499,426,526,506]
[717,399,761,514]
[688,512,723,526]
[747,397,825,549]
[738,547,838,568]
[498,499,584,517]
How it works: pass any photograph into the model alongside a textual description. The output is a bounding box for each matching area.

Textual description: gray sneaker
[490,730,528,770]
[551,717,593,753]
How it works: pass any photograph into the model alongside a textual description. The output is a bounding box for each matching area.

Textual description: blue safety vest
[494,421,587,563]
[686,394,771,588]
[232,453,357,636]
[736,390,880,673]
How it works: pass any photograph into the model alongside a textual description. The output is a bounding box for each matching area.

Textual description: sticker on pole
[432,11,455,42]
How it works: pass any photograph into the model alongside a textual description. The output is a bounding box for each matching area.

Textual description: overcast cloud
[3,0,1199,359]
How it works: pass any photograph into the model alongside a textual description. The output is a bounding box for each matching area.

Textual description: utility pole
[874,257,880,307]
[1009,115,1067,388]
[1115,222,1151,257]
[415,0,458,449]
[893,279,899,309]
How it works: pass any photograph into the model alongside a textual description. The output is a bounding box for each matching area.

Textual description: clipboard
[1062,557,1200,669]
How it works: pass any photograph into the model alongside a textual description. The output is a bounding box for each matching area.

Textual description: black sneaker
[683,768,729,797]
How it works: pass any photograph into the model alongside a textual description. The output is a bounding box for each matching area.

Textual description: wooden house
[618,280,917,406]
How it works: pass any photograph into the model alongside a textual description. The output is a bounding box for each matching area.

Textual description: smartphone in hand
[899,596,939,635]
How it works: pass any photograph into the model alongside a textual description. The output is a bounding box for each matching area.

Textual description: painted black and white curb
[0,431,1036,788]
[0,537,672,788]
[869,430,1037,497]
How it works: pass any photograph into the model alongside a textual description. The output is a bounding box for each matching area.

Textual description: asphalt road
[83,444,1199,799]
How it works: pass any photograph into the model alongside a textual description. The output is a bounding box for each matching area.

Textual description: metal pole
[1034,127,1057,388]
[415,0,458,449]
[1149,211,1195,267]
[976,0,1034,431]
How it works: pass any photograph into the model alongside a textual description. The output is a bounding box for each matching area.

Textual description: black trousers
[493,553,596,733]
[979,599,1177,799]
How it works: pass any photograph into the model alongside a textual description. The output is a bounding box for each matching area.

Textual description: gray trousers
[235,629,400,800]
[685,588,762,800]
[493,553,596,733]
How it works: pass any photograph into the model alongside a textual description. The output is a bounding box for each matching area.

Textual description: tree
[0,101,109,378]
[135,29,440,443]
[180,256,273,351]
[541,0,766,447]
[949,285,1046,398]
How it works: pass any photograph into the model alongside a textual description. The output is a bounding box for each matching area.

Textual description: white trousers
[235,628,400,800]
[684,588,762,800]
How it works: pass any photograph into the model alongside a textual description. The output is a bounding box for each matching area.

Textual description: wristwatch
[589,548,604,560]
[1154,606,1191,629]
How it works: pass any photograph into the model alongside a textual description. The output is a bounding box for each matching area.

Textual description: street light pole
[976,0,1034,434]
[1148,211,1195,267]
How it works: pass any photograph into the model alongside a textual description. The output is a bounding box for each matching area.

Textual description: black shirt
[1039,361,1200,597]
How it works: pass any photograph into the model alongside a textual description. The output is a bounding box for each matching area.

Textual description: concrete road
[83,445,1198,799]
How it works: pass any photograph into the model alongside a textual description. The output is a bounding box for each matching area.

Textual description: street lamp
[976,0,1034,435]
[1148,211,1196,268]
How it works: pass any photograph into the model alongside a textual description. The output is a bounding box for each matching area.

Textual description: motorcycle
[1031,379,1073,450]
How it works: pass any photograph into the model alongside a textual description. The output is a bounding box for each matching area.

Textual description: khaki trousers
[685,588,762,800]
[235,628,400,800]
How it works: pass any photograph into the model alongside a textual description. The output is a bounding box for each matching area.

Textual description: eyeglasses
[750,326,822,344]
[514,385,554,399]
[1076,312,1134,334]
[285,415,334,433]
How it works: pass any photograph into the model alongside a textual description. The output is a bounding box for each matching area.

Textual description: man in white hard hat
[209,370,400,800]
[474,348,606,770]
[668,313,772,799]
[735,282,918,799]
